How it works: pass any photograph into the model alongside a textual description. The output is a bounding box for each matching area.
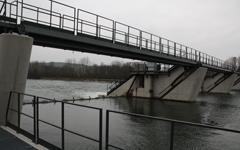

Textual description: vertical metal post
[76,9,79,33]
[180,45,182,58]
[36,97,39,142]
[127,26,130,45]
[167,40,170,55]
[199,51,201,62]
[3,0,6,16]
[195,50,197,61]
[61,102,65,150]
[5,91,12,124]
[96,15,99,37]
[36,8,39,23]
[150,34,153,50]
[74,8,76,34]
[170,122,174,150]
[185,47,188,59]
[33,96,37,143]
[112,21,116,43]
[50,0,52,27]
[146,40,148,49]
[105,110,109,150]
[99,109,103,150]
[174,43,176,56]
[21,0,23,21]
[139,31,142,49]
[17,93,21,132]
[159,37,162,53]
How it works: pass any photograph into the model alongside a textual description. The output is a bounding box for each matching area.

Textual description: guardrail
[105,110,240,150]
[6,91,103,150]
[0,0,234,71]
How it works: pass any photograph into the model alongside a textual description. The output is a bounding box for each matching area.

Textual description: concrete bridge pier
[232,76,240,91]
[0,33,33,125]
[108,66,208,102]
[202,71,237,94]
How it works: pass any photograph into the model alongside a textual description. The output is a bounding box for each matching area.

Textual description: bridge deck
[0,0,235,73]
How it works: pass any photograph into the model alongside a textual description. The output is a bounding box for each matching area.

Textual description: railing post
[50,0,52,27]
[180,45,182,58]
[159,37,162,53]
[33,96,37,143]
[36,97,39,142]
[139,31,142,49]
[76,9,79,33]
[96,15,99,37]
[105,110,109,150]
[150,34,153,50]
[170,122,174,150]
[17,93,21,132]
[61,101,65,150]
[112,21,116,43]
[5,91,12,124]
[36,8,39,24]
[167,40,170,55]
[74,8,76,34]
[21,0,23,21]
[185,47,188,59]
[195,50,197,61]
[174,42,176,56]
[127,26,130,45]
[99,109,103,150]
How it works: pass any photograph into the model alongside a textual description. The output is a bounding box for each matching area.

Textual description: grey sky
[30,0,240,64]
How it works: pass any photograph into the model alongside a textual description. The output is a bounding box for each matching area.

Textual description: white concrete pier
[108,67,208,102]
[0,33,33,125]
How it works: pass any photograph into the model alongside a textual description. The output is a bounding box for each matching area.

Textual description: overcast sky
[29,0,240,64]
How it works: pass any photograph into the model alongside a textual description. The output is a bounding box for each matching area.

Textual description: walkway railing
[105,110,240,150]
[6,91,103,150]
[5,91,240,149]
[0,0,234,71]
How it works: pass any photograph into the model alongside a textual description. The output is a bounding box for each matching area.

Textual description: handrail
[106,109,240,150]
[0,0,235,72]
[6,91,103,150]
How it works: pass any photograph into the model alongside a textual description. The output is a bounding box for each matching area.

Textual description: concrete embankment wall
[0,33,33,125]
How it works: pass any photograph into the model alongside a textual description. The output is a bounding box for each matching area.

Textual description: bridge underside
[0,17,233,73]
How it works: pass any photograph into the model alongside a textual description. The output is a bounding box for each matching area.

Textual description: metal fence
[105,110,240,150]
[6,91,103,150]
[0,0,234,71]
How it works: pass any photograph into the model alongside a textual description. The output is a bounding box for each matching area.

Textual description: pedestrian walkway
[0,127,36,150]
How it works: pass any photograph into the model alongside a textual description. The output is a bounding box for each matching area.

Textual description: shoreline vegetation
[28,58,139,82]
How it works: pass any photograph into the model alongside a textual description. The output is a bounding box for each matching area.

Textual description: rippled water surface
[18,79,240,150]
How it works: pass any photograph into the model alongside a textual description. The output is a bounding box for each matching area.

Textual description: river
[17,79,240,150]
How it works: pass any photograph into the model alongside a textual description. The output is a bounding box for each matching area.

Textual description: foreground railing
[105,110,240,150]
[0,0,234,71]
[6,91,103,150]
[5,91,240,149]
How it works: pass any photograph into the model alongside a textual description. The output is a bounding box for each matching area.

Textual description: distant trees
[224,57,240,71]
[28,58,135,80]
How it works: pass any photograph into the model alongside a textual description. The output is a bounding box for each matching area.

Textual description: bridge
[0,0,240,126]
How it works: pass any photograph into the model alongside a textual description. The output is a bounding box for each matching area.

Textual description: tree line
[28,59,136,81]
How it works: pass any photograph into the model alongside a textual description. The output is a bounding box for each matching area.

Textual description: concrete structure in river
[0,33,33,125]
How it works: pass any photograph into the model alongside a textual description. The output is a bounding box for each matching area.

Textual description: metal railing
[6,91,103,150]
[0,0,234,71]
[105,110,240,150]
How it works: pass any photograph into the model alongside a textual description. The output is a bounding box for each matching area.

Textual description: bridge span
[0,0,240,126]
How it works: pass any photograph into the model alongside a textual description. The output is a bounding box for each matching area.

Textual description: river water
[17,79,240,150]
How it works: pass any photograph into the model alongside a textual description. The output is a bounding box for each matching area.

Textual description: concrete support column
[0,33,33,125]
[232,76,240,91]
[202,73,237,94]
[163,67,208,101]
